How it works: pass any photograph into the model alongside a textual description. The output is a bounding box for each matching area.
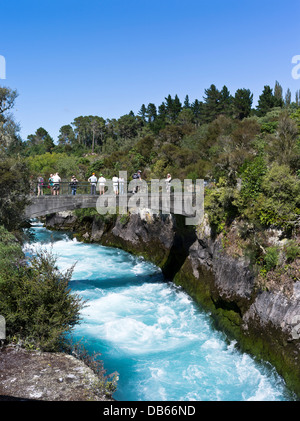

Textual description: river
[25,221,295,401]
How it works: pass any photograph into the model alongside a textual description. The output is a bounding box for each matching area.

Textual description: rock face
[0,345,112,401]
[44,210,300,397]
[173,219,300,397]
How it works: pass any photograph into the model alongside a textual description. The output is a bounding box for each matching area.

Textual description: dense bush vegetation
[0,226,84,351]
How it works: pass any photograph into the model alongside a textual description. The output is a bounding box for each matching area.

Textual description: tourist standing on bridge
[52,172,61,196]
[112,174,119,195]
[166,173,172,193]
[37,175,44,196]
[88,172,97,195]
[48,174,54,195]
[132,170,142,193]
[98,174,106,195]
[70,175,78,195]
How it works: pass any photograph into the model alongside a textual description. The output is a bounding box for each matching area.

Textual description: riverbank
[44,209,300,398]
[0,344,113,401]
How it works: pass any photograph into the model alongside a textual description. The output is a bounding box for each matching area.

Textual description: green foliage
[254,164,300,228]
[0,225,24,277]
[86,159,105,178]
[0,239,84,351]
[205,182,239,233]
[263,246,280,271]
[0,155,30,230]
[233,88,253,120]
[290,108,300,131]
[235,155,267,221]
[266,111,299,169]
[256,85,276,117]
[26,152,93,180]
[283,240,300,263]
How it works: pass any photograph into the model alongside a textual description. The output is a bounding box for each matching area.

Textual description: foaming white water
[26,224,295,401]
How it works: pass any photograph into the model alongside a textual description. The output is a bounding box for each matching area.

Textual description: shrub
[0,156,30,230]
[284,240,300,263]
[264,246,280,271]
[205,184,239,233]
[0,238,84,351]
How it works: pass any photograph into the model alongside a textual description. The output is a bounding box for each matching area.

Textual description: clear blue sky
[1,0,300,141]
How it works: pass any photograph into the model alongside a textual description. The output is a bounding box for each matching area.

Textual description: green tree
[256,85,275,116]
[26,127,55,155]
[0,156,30,230]
[164,94,182,123]
[285,88,292,107]
[183,95,191,109]
[295,90,300,107]
[58,124,76,146]
[191,99,204,126]
[138,104,147,122]
[90,116,106,153]
[72,116,91,147]
[219,85,233,117]
[146,103,157,123]
[233,88,253,120]
[203,84,222,123]
[177,108,194,126]
[266,111,299,169]
[117,114,141,140]
[0,86,18,116]
[274,81,284,107]
[0,86,22,154]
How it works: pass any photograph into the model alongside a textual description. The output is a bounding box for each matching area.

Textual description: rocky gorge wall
[44,209,300,398]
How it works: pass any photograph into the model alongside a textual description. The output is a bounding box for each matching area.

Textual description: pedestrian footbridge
[24,191,203,226]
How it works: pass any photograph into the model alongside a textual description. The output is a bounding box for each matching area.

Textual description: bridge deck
[24,192,200,219]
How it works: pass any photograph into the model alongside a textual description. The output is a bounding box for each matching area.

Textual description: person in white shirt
[112,174,119,195]
[52,172,61,196]
[166,173,172,193]
[88,173,97,195]
[98,174,106,195]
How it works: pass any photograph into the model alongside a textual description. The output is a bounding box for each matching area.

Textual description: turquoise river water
[25,222,296,401]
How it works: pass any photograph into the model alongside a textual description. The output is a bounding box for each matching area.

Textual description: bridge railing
[35,179,210,196]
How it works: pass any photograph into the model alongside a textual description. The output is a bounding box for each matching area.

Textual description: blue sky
[1,0,300,141]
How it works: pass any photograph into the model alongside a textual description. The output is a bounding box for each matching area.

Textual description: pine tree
[274,81,284,107]
[191,99,204,126]
[256,85,275,116]
[285,88,291,107]
[146,103,157,123]
[295,90,300,107]
[164,94,182,122]
[173,94,182,120]
[203,84,222,123]
[220,85,233,117]
[138,104,147,122]
[183,95,191,109]
[233,88,253,120]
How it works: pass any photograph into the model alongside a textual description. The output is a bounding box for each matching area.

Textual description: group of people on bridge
[33,171,172,197]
